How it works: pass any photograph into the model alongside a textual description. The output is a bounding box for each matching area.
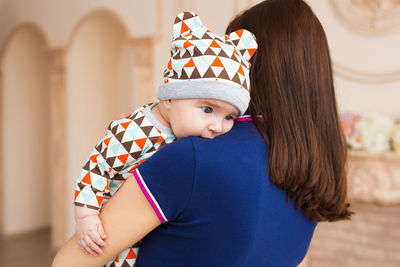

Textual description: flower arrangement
[340,112,399,153]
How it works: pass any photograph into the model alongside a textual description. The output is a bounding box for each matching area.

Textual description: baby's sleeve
[74,119,142,210]
[133,137,196,223]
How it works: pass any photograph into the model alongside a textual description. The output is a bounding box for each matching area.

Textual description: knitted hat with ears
[157,11,257,115]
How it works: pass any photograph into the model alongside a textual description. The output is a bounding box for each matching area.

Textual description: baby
[73,11,257,267]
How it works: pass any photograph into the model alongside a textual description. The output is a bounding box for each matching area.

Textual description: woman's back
[135,121,316,266]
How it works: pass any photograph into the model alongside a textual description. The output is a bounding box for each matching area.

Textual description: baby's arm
[73,118,138,255]
[53,177,161,267]
[73,130,112,255]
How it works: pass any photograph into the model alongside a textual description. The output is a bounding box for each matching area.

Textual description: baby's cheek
[223,121,235,134]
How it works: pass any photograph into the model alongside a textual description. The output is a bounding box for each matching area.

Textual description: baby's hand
[75,214,107,256]
[117,109,134,119]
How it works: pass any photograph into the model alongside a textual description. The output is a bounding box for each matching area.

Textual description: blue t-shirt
[133,121,317,266]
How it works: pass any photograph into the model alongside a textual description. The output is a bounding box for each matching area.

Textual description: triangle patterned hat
[157,11,258,115]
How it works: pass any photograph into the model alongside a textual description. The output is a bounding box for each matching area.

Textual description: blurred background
[0,0,399,266]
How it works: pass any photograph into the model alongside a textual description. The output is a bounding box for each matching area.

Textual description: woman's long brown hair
[227,0,353,222]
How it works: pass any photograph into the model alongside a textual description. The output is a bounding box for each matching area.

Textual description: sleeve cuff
[133,169,168,223]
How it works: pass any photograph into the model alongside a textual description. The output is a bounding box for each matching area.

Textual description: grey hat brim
[157,80,250,115]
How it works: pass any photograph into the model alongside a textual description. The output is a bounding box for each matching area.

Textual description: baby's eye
[202,106,213,113]
[225,115,235,120]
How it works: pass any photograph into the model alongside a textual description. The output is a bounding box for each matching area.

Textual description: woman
[52,0,352,266]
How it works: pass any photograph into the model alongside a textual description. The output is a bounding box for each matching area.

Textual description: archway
[1,24,50,235]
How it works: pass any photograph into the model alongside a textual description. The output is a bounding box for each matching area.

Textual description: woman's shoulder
[188,121,269,187]
[190,121,266,155]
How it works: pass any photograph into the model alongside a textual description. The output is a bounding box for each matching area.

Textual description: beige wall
[1,25,50,235]
[307,0,400,118]
[0,0,159,48]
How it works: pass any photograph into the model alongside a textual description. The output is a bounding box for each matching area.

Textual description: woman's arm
[52,176,161,267]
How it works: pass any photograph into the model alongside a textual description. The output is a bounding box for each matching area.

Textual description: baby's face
[168,99,240,139]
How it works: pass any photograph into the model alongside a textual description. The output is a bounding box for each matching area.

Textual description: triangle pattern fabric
[74,104,176,212]
[104,245,139,267]
[160,12,257,117]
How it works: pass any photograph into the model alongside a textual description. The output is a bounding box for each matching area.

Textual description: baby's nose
[209,121,223,133]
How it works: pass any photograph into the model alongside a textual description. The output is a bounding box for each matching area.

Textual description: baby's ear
[228,29,258,62]
[173,12,203,38]
[159,99,173,111]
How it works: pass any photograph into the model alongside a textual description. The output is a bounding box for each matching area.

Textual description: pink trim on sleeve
[133,169,168,223]
[235,116,253,122]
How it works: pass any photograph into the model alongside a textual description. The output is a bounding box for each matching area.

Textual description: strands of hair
[226,0,353,222]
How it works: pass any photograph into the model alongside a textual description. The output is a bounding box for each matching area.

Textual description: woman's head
[227,0,353,222]
[227,0,336,125]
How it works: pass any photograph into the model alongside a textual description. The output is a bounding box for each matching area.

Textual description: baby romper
[74,103,175,267]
